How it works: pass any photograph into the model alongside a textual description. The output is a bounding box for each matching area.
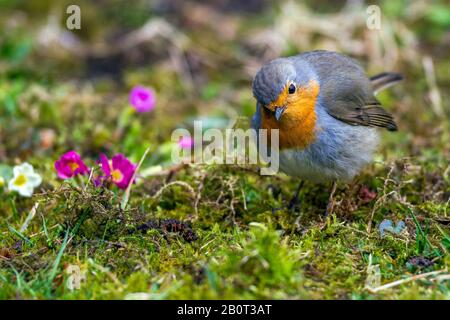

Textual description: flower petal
[110,154,136,189]
[55,150,90,179]
[99,154,111,176]
[27,173,42,187]
[129,86,156,113]
[8,178,18,191]
[18,185,34,197]
[19,163,34,175]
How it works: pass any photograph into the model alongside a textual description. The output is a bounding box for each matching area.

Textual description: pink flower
[98,154,136,189]
[129,86,156,113]
[54,151,90,179]
[178,136,194,149]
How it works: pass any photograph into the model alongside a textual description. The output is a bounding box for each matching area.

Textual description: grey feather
[370,72,403,94]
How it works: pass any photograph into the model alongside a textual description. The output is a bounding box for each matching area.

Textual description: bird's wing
[322,77,397,131]
[297,50,398,132]
[314,63,398,131]
[325,98,398,131]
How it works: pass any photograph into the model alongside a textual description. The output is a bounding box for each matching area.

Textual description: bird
[251,50,402,215]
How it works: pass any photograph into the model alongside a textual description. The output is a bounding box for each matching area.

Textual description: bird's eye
[288,83,296,94]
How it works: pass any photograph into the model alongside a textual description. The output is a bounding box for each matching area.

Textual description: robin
[251,50,402,215]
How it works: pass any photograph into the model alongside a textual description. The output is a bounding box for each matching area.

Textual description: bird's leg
[325,181,338,217]
[288,181,304,211]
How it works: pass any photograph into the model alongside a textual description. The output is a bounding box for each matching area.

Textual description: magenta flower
[129,86,156,113]
[54,151,90,179]
[178,136,194,149]
[98,154,136,189]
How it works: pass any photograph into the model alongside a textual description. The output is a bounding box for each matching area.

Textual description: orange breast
[261,79,320,150]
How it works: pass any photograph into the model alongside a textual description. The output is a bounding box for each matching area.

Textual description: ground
[0,0,449,299]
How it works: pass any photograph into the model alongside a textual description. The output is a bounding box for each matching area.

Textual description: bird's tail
[370,72,403,94]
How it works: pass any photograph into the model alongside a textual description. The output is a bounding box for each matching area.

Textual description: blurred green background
[0,0,449,300]
[1,0,449,164]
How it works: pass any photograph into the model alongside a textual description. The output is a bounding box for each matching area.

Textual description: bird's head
[252,58,319,123]
[252,58,321,149]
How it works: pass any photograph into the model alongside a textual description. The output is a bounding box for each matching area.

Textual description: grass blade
[121,146,151,210]
[8,224,33,246]
[46,228,70,296]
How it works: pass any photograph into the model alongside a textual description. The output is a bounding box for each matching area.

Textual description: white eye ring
[288,83,296,94]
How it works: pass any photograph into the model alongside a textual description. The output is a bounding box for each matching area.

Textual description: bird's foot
[287,197,301,212]
[287,181,304,212]
[324,181,338,217]
[325,198,335,217]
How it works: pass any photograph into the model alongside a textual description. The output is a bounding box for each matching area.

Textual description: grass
[0,0,449,299]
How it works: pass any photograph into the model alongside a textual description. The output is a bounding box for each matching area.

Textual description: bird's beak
[274,106,286,122]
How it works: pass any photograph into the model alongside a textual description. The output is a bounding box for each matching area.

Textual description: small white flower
[8,163,42,197]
